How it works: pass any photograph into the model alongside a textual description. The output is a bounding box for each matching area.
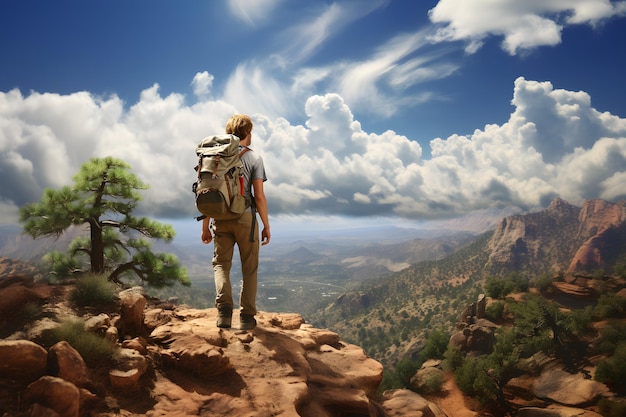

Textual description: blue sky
[1,0,626,233]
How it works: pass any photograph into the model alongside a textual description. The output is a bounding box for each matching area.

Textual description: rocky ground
[1,262,624,416]
[0,271,449,417]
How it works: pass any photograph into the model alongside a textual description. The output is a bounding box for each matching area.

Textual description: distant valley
[1,206,514,318]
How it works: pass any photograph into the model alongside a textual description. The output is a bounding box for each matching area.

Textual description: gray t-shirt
[239,146,267,201]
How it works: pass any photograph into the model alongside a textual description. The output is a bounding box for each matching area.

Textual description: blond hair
[225,114,253,140]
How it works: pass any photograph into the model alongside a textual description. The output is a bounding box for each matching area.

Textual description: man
[201,114,271,330]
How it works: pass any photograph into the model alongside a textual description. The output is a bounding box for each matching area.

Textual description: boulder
[534,368,609,406]
[517,405,602,417]
[0,340,48,385]
[449,318,497,354]
[410,366,444,394]
[0,285,44,316]
[108,348,149,389]
[118,287,146,337]
[48,341,89,388]
[24,376,80,417]
[380,389,443,417]
[84,313,111,335]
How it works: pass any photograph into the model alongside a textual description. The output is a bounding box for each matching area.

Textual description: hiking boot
[217,307,232,328]
[240,314,257,330]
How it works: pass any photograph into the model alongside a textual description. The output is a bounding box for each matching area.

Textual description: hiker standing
[201,114,270,330]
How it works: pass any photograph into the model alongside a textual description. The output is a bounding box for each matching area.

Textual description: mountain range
[312,198,626,366]
[3,197,626,416]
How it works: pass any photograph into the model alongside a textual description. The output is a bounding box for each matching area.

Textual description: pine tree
[19,157,189,288]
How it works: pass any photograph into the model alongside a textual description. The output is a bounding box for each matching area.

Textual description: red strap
[212,155,220,178]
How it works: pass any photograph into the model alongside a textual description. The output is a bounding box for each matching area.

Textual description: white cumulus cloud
[0,76,625,224]
[428,0,626,55]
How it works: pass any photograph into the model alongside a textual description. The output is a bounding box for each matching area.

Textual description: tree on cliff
[19,156,190,288]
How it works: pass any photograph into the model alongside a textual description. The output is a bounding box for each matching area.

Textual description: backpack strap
[248,199,257,243]
[211,155,221,179]
[239,147,256,242]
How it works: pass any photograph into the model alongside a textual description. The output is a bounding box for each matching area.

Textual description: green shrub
[420,370,444,395]
[378,367,403,393]
[418,330,449,362]
[566,306,593,336]
[484,272,529,299]
[44,318,115,368]
[70,273,118,307]
[595,320,626,355]
[443,345,464,371]
[485,301,505,321]
[594,293,626,320]
[595,342,626,391]
[598,398,626,417]
[534,273,553,293]
[395,358,421,388]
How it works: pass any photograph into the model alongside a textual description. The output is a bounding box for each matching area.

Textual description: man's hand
[202,228,213,244]
[261,227,271,246]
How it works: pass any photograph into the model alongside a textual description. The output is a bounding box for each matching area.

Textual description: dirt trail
[432,373,477,417]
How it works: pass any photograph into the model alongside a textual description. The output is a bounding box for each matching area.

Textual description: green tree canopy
[19,156,190,288]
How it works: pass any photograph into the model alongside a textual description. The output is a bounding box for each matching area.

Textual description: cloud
[1,77,625,224]
[191,71,214,99]
[227,0,285,26]
[428,0,626,55]
[223,27,458,123]
[277,0,388,65]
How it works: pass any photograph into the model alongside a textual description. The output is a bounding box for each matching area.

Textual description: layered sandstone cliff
[487,198,626,274]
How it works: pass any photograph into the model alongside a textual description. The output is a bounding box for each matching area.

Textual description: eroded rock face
[486,198,626,274]
[147,308,385,417]
[534,368,609,406]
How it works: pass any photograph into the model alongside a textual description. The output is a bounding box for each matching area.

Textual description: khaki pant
[211,210,259,316]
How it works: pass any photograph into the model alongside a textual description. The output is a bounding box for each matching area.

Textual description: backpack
[193,134,250,221]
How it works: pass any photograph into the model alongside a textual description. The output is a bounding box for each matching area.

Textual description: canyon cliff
[487,198,626,274]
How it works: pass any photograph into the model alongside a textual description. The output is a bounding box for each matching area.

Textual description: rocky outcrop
[145,308,385,416]
[487,198,626,275]
[487,198,581,272]
[0,256,39,278]
[2,275,430,417]
[451,294,496,355]
[534,367,609,406]
[567,200,626,273]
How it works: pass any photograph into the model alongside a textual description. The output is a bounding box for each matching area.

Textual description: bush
[534,273,553,293]
[443,345,464,371]
[566,306,593,336]
[594,293,626,320]
[418,330,449,362]
[70,273,118,307]
[419,369,444,395]
[378,367,403,393]
[598,398,626,417]
[595,320,626,355]
[484,272,529,299]
[44,318,115,368]
[595,342,626,391]
[395,358,421,388]
[485,301,505,321]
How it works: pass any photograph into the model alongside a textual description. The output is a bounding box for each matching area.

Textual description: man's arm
[201,216,212,244]
[252,178,271,245]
